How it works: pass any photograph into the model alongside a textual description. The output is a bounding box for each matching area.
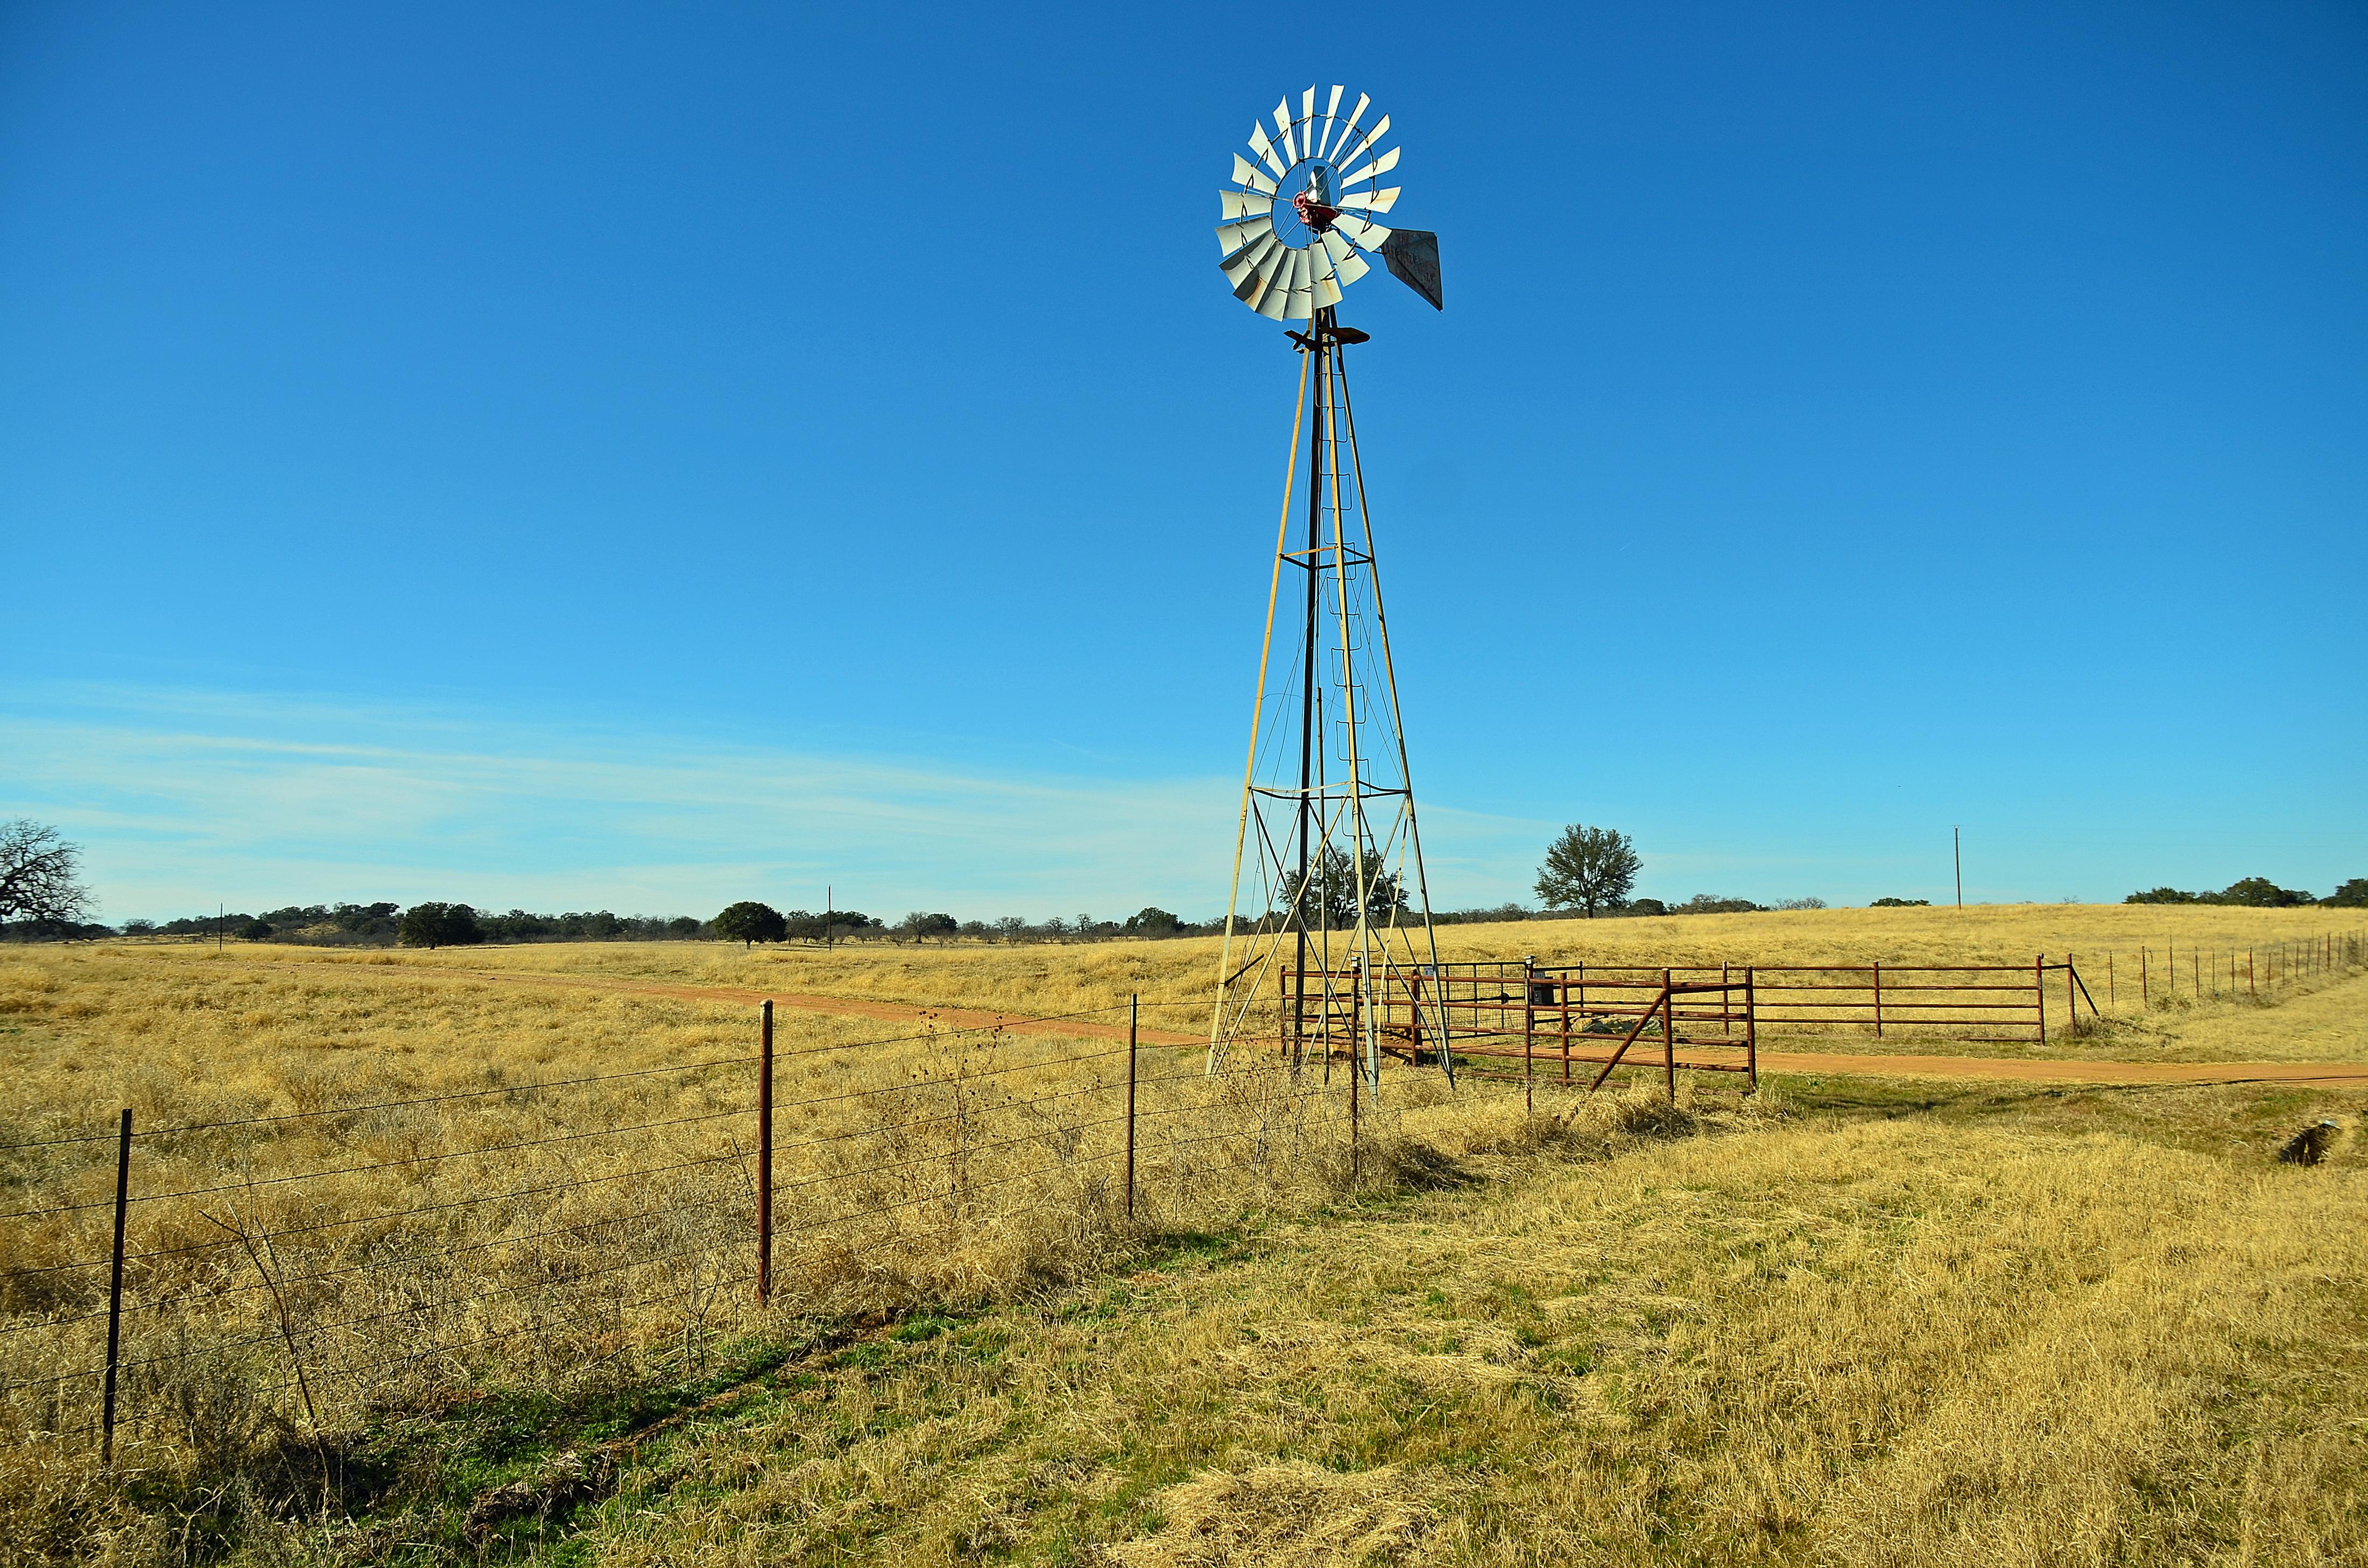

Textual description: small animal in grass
[2277,1119,2342,1166]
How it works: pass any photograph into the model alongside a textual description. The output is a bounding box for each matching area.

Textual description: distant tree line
[2127,876,2365,908]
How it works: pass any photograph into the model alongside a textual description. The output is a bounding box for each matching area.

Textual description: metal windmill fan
[1217,86,1442,320]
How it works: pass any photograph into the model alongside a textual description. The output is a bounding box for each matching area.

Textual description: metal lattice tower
[1200,86,1448,1086]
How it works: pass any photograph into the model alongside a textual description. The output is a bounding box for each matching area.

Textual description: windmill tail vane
[1206,86,1451,1092]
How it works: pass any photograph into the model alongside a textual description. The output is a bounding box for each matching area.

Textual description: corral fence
[1282,928,2367,1081]
[4,996,1401,1479]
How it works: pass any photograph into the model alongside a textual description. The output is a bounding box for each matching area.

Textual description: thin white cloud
[1,684,1246,921]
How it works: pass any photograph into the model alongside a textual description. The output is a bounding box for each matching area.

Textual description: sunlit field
[3,911,2365,1565]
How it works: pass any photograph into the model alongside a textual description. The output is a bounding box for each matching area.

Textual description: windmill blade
[1228,246,1282,299]
[1231,154,1278,197]
[1338,144,1400,188]
[1337,186,1400,214]
[1320,84,1343,157]
[1237,243,1286,308]
[1251,250,1295,320]
[1224,231,1284,292]
[1331,213,1393,249]
[1379,228,1443,310]
[1312,255,1344,310]
[1324,92,1370,161]
[1216,213,1274,255]
[1299,86,1316,157]
[1248,122,1286,180]
[1287,247,1316,319]
[1320,229,1370,287]
[1273,101,1294,160]
[1220,188,1268,220]
[1335,112,1390,172]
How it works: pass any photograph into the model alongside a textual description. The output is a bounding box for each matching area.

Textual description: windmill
[1207,86,1449,1091]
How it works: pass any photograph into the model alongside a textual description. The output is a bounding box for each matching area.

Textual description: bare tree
[0,820,93,925]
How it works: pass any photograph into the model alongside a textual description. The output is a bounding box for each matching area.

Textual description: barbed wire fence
[3,993,1511,1484]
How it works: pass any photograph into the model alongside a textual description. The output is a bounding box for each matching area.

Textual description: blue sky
[3,1,2363,923]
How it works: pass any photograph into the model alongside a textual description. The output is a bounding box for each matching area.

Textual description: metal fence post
[1871,959,1883,1039]
[101,1108,131,1470]
[1744,967,1758,1093]
[1125,993,1138,1222]
[757,1001,774,1304]
[2035,955,2046,1043]
[1348,964,1361,1186]
[1521,957,1535,1117]
[1661,968,1676,1101]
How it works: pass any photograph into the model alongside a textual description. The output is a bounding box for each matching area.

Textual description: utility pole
[1953,828,1962,911]
[826,884,833,951]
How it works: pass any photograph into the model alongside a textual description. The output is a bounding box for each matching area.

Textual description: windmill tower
[1206,86,1449,1088]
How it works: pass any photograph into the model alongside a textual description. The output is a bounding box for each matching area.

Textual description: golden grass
[567,1089,2368,1566]
[60,897,2368,1065]
[4,927,2366,1564]
[0,945,1372,1565]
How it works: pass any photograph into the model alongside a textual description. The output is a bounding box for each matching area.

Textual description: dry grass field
[3,907,2365,1565]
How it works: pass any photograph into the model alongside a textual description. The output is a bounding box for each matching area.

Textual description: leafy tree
[713,901,788,948]
[1627,898,1668,917]
[2124,887,2197,905]
[2327,879,2368,909]
[1674,893,1760,915]
[0,820,93,925]
[2216,876,2313,908]
[1124,907,1182,937]
[239,919,274,941]
[666,916,702,937]
[1869,898,1930,908]
[1280,844,1408,930]
[121,918,157,937]
[398,902,483,949]
[1534,824,1640,918]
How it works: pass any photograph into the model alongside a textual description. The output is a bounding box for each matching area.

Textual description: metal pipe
[757,1001,773,1303]
[101,1108,131,1470]
[1125,994,1138,1221]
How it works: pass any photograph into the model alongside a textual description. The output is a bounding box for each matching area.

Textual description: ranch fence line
[1296,929,2365,1071]
[9,994,1521,1478]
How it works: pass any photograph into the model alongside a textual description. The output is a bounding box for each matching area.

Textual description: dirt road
[256,959,2368,1089]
